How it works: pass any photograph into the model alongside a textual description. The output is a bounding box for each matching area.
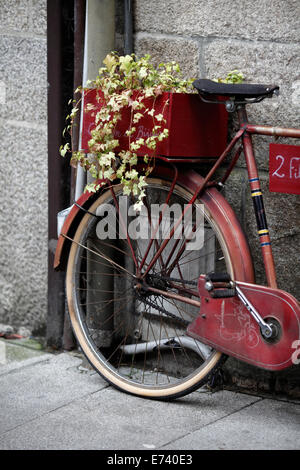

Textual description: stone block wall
[133,0,300,299]
[0,0,48,334]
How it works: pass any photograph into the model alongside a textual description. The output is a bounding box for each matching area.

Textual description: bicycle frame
[228,106,300,288]
[152,104,300,291]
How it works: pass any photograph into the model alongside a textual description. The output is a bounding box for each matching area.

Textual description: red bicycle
[55,79,300,399]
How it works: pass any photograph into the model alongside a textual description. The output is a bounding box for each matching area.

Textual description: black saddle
[193,79,279,100]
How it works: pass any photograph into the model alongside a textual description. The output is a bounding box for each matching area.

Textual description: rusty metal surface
[247,124,300,138]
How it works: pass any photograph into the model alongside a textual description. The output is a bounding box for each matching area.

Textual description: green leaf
[103,53,118,72]
[119,55,134,74]
[60,143,70,157]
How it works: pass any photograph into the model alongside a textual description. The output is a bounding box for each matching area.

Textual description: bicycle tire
[66,176,247,400]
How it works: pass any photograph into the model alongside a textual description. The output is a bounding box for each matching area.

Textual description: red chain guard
[187,276,300,371]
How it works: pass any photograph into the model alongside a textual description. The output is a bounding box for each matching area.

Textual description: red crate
[81,89,228,159]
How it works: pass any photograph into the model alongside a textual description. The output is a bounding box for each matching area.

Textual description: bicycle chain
[147,273,198,287]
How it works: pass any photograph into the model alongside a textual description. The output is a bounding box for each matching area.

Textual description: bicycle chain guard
[187,275,300,371]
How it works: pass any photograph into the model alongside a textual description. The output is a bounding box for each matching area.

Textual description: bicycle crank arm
[235,285,273,338]
[120,336,212,360]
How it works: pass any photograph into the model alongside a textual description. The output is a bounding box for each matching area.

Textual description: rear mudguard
[54,189,98,270]
[187,276,300,371]
[54,167,255,284]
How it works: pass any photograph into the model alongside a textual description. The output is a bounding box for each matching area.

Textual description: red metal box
[81,89,228,159]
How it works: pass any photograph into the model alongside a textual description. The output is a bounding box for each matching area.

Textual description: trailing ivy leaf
[103,53,118,72]
[60,143,70,157]
[119,55,134,74]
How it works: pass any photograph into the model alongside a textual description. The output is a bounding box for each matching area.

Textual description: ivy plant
[61,53,243,211]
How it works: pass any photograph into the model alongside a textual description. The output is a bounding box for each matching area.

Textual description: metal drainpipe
[72,0,134,200]
[124,0,133,55]
[70,0,86,203]
[74,0,116,200]
[63,0,116,349]
[73,0,133,200]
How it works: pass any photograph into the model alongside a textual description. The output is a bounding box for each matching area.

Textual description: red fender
[54,189,98,270]
[54,167,255,283]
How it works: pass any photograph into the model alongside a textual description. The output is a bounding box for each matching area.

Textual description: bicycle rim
[66,178,233,399]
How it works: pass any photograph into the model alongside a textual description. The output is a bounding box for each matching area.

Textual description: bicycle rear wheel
[66,177,236,399]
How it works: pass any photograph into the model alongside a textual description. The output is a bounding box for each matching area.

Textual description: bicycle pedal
[204,272,236,298]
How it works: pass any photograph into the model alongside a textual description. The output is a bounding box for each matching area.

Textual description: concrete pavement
[0,337,299,451]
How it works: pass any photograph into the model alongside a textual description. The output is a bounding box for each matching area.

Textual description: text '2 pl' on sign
[269,143,300,195]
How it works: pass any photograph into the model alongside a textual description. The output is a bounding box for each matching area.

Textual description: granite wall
[0,0,48,334]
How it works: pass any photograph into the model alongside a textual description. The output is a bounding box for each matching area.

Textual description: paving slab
[1,344,299,451]
[162,397,300,450]
[0,338,51,375]
[0,381,259,450]
[0,350,107,436]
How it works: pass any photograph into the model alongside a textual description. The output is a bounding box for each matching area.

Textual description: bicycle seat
[193,79,279,100]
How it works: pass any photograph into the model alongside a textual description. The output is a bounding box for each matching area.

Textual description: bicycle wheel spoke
[64,234,136,278]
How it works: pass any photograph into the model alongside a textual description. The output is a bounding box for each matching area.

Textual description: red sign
[269,143,300,194]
